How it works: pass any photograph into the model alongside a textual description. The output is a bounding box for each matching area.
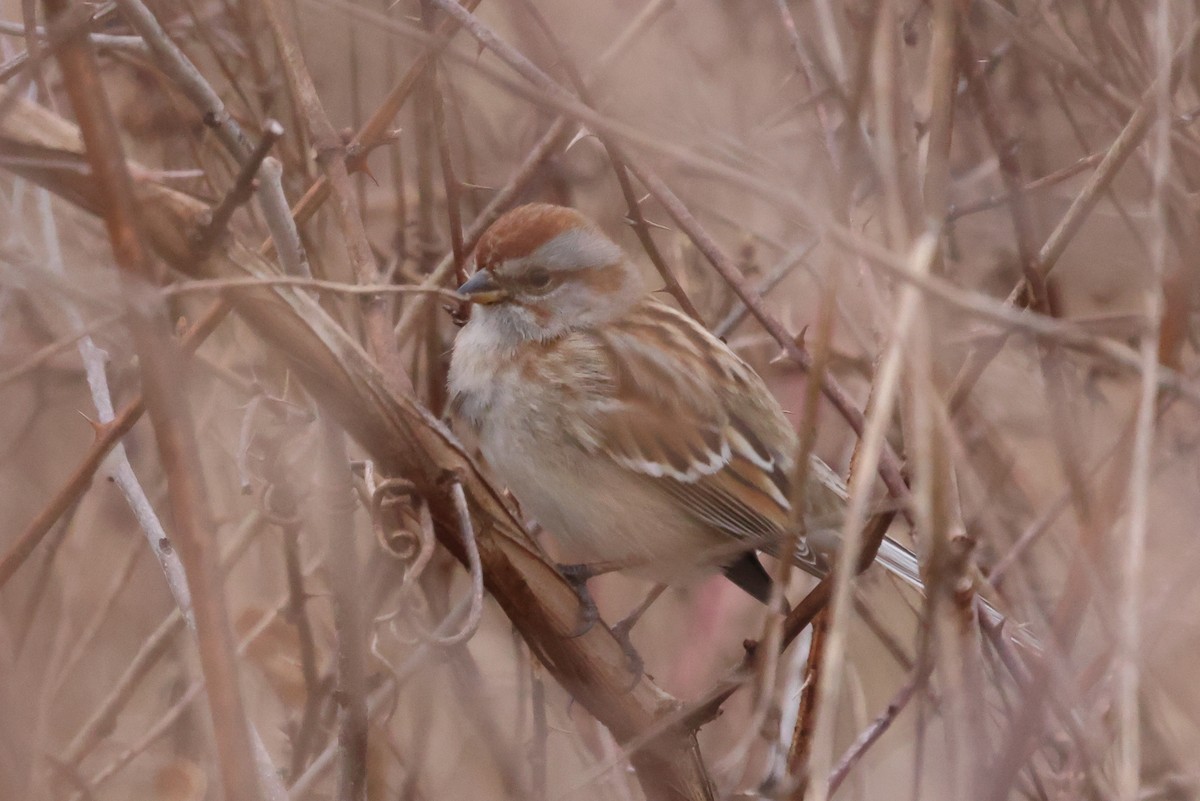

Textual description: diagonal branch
[36,8,262,800]
[0,95,716,801]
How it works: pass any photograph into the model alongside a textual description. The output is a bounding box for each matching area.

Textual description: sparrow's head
[458,204,644,341]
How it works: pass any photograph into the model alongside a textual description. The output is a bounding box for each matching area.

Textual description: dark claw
[556,562,600,638]
[611,583,667,689]
[610,616,645,690]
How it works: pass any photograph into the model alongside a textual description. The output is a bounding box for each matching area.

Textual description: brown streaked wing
[562,299,823,572]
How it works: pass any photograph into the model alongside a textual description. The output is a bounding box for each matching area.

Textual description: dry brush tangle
[2,2,1200,801]
[0,94,716,801]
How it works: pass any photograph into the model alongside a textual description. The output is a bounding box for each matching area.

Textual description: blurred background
[2,0,1199,799]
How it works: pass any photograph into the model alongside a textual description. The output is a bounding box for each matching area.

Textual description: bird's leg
[610,583,668,685]
[554,559,629,638]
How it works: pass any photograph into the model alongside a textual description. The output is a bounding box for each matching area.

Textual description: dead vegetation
[1,0,1199,799]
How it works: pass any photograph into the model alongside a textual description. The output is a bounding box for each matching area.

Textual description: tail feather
[802,455,1039,652]
[871,537,1040,652]
[875,536,923,591]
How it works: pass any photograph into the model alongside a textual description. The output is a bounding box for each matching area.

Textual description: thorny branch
[1,92,717,801]
[36,4,261,800]
[3,2,1198,799]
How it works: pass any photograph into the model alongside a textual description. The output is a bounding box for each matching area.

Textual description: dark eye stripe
[524,267,551,286]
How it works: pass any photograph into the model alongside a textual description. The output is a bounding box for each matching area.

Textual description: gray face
[458,228,644,342]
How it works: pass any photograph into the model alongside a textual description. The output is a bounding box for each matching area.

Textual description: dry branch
[0,95,716,801]
[5,3,1196,797]
[36,6,262,799]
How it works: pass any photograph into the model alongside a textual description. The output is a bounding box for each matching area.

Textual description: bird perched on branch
[447,203,926,614]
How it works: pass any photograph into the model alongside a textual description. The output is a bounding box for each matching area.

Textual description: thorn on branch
[621,214,670,232]
[77,410,105,438]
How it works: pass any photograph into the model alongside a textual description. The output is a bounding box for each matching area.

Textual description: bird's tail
[871,536,1039,652]
[806,456,1038,651]
[875,536,923,591]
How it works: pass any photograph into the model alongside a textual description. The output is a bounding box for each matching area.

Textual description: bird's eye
[525,267,552,290]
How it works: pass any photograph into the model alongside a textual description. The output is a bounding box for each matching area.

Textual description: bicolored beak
[457,270,509,305]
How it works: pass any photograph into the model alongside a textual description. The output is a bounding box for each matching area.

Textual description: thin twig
[784,609,828,798]
[513,0,705,323]
[780,251,840,796]
[947,151,1105,221]
[827,666,927,795]
[0,309,123,388]
[806,233,938,801]
[41,7,262,799]
[263,0,485,264]
[260,0,410,396]
[194,120,284,254]
[264,454,324,779]
[0,299,228,592]
[421,2,465,286]
[1117,4,1170,796]
[49,267,193,621]
[163,276,465,302]
[112,0,309,276]
[947,29,1195,412]
[318,420,368,801]
[390,0,675,343]
[712,239,817,339]
[0,20,146,50]
[80,558,319,797]
[60,511,265,767]
[415,475,484,647]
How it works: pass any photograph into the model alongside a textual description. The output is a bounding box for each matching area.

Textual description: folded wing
[563,300,826,575]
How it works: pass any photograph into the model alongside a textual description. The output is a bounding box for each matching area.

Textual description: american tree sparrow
[448,203,923,608]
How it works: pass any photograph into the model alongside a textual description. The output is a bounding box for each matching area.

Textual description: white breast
[447,318,509,432]
[448,316,725,581]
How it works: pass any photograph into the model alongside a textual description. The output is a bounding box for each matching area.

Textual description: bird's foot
[610,614,645,690]
[610,583,668,689]
[556,562,601,638]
